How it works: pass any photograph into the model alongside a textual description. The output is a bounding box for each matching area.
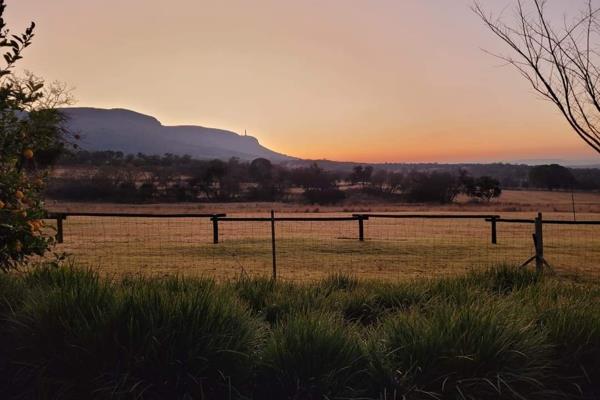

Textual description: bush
[529,164,577,190]
[403,171,461,203]
[463,175,502,202]
[303,188,346,204]
[0,2,71,271]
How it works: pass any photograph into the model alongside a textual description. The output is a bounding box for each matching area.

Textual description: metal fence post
[535,212,544,273]
[491,216,497,244]
[212,215,219,244]
[270,210,277,281]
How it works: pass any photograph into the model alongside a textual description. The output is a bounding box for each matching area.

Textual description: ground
[43,190,600,282]
[45,189,600,214]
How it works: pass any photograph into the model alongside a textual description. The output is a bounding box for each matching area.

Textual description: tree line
[47,151,600,204]
[47,151,508,204]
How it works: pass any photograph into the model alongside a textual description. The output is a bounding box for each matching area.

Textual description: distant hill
[60,107,296,162]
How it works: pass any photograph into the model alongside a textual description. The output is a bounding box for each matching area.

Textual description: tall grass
[3,267,262,399]
[373,302,554,399]
[0,265,598,399]
[257,312,368,399]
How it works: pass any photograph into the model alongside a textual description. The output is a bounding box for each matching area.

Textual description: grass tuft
[257,312,368,399]
[374,301,555,399]
[320,272,359,292]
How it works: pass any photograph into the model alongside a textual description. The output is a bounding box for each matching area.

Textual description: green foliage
[257,312,368,399]
[3,267,262,399]
[374,302,553,399]
[320,272,359,292]
[0,0,71,271]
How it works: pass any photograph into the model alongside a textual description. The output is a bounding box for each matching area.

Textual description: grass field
[46,188,600,214]
[41,210,600,282]
[1,265,598,399]
[41,190,600,281]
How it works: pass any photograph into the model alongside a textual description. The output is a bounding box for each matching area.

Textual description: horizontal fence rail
[356,214,501,219]
[43,210,600,282]
[215,216,365,222]
[47,212,226,218]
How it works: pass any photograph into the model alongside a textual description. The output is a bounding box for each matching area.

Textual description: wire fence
[44,211,600,282]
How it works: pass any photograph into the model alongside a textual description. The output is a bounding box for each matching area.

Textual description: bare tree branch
[474,0,600,154]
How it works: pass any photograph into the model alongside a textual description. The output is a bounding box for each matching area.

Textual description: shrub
[529,164,576,190]
[0,1,72,271]
[403,171,462,203]
[303,188,346,204]
[463,175,502,202]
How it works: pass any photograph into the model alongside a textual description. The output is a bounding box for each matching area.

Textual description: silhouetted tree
[403,171,462,203]
[349,165,373,188]
[370,169,388,192]
[475,0,600,155]
[249,158,272,184]
[290,163,336,190]
[464,176,502,202]
[529,164,576,190]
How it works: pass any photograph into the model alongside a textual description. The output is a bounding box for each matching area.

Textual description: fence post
[211,215,219,244]
[270,210,277,281]
[491,216,497,245]
[358,216,365,241]
[56,214,64,244]
[534,212,544,273]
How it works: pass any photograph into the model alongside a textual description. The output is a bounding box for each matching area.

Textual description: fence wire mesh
[543,222,600,278]
[45,212,600,282]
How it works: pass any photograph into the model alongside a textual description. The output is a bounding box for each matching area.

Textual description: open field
[1,266,599,399]
[43,209,600,281]
[46,189,600,214]
[41,190,600,281]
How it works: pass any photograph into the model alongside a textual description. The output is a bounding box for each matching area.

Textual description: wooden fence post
[270,210,277,281]
[212,215,219,244]
[491,217,497,245]
[358,216,365,242]
[535,212,544,273]
[56,214,64,244]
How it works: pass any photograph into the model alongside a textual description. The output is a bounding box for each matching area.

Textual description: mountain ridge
[60,107,295,162]
[60,107,599,169]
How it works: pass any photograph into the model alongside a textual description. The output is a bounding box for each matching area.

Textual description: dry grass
[45,189,600,214]
[43,208,600,282]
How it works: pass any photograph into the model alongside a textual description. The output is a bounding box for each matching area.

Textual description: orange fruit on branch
[23,148,34,159]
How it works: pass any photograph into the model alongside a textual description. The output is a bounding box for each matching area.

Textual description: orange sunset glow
[6,0,600,163]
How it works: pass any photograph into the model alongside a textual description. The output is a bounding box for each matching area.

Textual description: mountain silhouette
[61,107,295,162]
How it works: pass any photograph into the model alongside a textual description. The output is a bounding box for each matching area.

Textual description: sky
[5,0,600,163]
